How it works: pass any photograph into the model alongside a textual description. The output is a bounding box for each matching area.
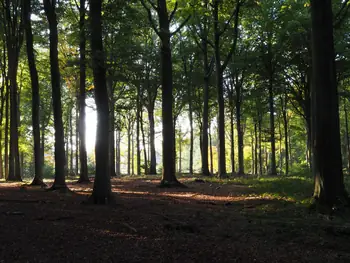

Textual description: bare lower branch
[170,15,191,36]
[169,2,178,23]
[140,0,160,37]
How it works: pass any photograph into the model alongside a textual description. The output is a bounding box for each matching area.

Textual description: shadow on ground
[0,176,349,262]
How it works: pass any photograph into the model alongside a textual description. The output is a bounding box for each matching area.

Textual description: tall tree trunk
[230,107,235,175]
[69,108,73,175]
[344,102,350,175]
[156,0,179,186]
[140,109,148,174]
[115,130,121,176]
[43,0,66,189]
[201,34,210,177]
[209,125,214,175]
[75,98,79,176]
[5,0,22,182]
[77,0,89,183]
[4,84,9,180]
[268,74,277,175]
[132,126,135,175]
[189,93,194,175]
[127,120,131,175]
[89,0,112,204]
[213,2,226,177]
[236,87,244,175]
[136,85,141,175]
[311,0,349,208]
[254,122,258,175]
[258,113,263,176]
[148,106,156,174]
[23,0,44,185]
[282,96,289,176]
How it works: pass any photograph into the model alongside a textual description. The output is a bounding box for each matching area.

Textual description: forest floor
[0,175,349,263]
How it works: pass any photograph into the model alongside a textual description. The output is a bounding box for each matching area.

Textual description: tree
[3,0,23,181]
[43,0,67,190]
[23,0,45,186]
[88,0,113,204]
[212,0,241,177]
[77,0,89,183]
[311,0,349,209]
[141,0,188,187]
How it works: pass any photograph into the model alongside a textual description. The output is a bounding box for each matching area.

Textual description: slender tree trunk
[132,126,135,175]
[89,0,112,204]
[23,0,44,185]
[77,0,89,183]
[344,103,350,175]
[213,2,226,177]
[202,44,210,177]
[148,107,157,174]
[258,114,263,176]
[69,108,73,175]
[43,0,67,189]
[282,97,289,176]
[236,89,244,174]
[230,107,235,175]
[75,99,79,176]
[136,85,141,175]
[209,125,214,175]
[4,84,9,180]
[189,94,194,175]
[268,74,277,175]
[140,110,148,174]
[115,130,121,176]
[254,122,258,175]
[127,120,131,175]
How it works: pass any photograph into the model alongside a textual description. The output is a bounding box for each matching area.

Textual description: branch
[170,15,191,36]
[205,56,215,78]
[146,0,157,11]
[140,0,160,37]
[221,2,241,71]
[218,8,236,37]
[169,2,178,23]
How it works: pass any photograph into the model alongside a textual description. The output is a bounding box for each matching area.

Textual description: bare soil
[0,177,349,263]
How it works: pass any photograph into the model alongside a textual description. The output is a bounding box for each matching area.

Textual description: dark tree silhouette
[23,0,45,186]
[77,0,89,183]
[43,0,67,189]
[311,0,349,209]
[88,0,113,204]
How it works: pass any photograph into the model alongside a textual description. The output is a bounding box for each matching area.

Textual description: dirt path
[0,177,348,263]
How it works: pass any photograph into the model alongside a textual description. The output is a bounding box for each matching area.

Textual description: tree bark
[88,0,112,204]
[5,0,22,182]
[140,109,148,174]
[75,97,79,176]
[43,0,67,189]
[282,95,289,176]
[213,1,226,177]
[148,105,156,174]
[189,90,194,175]
[23,0,44,185]
[344,102,350,175]
[77,0,89,183]
[236,84,244,175]
[136,85,141,175]
[268,74,277,175]
[230,107,235,175]
[209,124,214,175]
[127,119,131,175]
[311,0,349,209]
[258,112,263,176]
